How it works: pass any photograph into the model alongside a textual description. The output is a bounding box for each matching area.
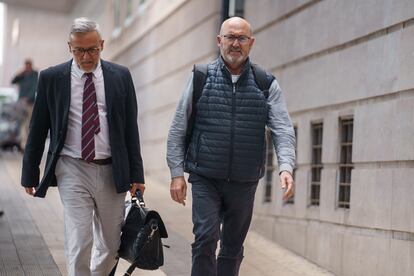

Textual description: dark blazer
[21,59,145,198]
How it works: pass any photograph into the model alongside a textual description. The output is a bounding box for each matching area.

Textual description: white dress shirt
[61,60,111,159]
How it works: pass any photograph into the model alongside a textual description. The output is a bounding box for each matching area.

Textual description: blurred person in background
[11,59,38,151]
[20,17,145,276]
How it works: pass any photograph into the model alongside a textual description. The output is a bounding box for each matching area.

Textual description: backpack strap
[251,63,275,99]
[184,63,272,151]
[108,258,119,276]
[185,64,208,151]
[124,264,136,276]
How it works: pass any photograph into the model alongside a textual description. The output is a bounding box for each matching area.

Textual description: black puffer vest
[185,58,271,182]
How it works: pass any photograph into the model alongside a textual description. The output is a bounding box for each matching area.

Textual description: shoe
[0,211,4,217]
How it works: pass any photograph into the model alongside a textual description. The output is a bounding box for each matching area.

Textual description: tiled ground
[0,151,334,276]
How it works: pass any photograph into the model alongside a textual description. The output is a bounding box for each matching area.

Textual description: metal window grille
[264,131,274,203]
[222,0,245,22]
[126,0,133,19]
[310,123,323,206]
[113,0,120,28]
[338,118,353,208]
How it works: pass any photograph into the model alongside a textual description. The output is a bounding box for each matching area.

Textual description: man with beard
[167,17,296,276]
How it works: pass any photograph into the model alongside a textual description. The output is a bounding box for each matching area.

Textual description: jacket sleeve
[21,71,51,187]
[11,72,24,84]
[266,79,296,174]
[124,69,145,184]
[166,73,193,178]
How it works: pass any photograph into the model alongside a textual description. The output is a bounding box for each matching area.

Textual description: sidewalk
[0,151,334,275]
[0,151,61,275]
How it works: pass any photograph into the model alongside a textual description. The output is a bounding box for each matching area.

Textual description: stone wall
[248,1,414,275]
[104,0,222,184]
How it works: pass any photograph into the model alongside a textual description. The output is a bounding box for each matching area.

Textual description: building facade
[248,1,414,276]
[1,0,413,275]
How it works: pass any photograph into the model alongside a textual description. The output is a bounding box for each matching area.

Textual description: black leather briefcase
[118,191,168,275]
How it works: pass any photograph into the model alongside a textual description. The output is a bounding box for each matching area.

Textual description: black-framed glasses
[71,47,101,56]
[222,34,251,44]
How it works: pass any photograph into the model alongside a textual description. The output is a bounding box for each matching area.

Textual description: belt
[89,157,112,165]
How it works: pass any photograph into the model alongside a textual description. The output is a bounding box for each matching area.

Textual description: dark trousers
[189,173,258,276]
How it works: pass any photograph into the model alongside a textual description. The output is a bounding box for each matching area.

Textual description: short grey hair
[69,17,102,38]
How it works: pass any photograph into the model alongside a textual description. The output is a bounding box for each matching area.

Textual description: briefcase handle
[131,190,146,208]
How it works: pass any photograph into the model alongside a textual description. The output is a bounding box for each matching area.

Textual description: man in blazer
[21,18,145,275]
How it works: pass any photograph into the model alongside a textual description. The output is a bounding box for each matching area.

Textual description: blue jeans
[189,173,258,276]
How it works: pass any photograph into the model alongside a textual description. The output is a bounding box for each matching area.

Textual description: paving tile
[0,153,61,276]
[22,264,45,275]
[3,263,25,275]
[40,265,62,276]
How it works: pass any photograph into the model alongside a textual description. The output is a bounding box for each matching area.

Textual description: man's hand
[130,183,145,196]
[280,171,294,201]
[24,187,36,196]
[170,176,187,206]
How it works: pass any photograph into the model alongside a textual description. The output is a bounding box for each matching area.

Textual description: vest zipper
[227,83,236,181]
[222,63,248,182]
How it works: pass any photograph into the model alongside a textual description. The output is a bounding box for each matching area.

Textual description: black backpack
[185,63,275,151]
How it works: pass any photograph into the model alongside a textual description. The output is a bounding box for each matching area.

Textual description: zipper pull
[149,223,158,239]
[233,84,236,94]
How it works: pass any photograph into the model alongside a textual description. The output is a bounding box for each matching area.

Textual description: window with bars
[223,0,245,22]
[138,0,148,13]
[229,0,245,17]
[310,123,323,206]
[338,118,353,208]
[285,126,297,204]
[264,131,274,203]
[126,0,133,19]
[113,0,121,29]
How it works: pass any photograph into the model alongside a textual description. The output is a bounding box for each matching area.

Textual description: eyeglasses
[222,35,251,44]
[71,47,101,56]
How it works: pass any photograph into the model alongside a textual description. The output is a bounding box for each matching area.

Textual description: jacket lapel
[101,60,115,114]
[57,60,72,135]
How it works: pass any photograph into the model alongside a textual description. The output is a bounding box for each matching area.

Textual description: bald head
[220,17,253,37]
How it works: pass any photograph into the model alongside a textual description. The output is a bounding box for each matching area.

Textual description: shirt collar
[71,59,102,79]
[219,55,251,75]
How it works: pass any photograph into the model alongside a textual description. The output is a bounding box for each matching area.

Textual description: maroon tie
[81,73,100,162]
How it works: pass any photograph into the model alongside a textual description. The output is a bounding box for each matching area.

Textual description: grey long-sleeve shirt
[166,73,296,179]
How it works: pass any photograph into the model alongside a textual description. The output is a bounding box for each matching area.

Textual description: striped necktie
[81,72,100,162]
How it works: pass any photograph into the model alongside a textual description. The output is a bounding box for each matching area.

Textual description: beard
[221,47,247,68]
